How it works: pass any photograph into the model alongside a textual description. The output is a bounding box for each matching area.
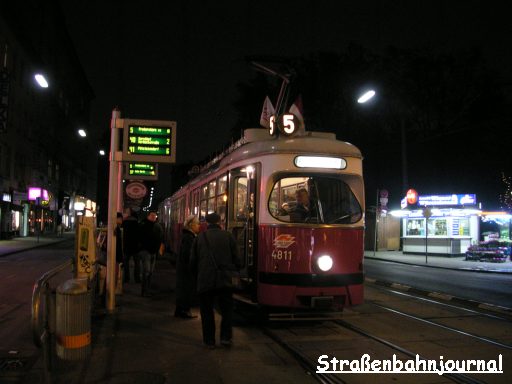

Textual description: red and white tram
[159,125,365,311]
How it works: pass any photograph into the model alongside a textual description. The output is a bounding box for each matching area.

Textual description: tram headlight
[317,255,333,272]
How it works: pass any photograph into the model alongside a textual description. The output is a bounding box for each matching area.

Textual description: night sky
[59,0,512,210]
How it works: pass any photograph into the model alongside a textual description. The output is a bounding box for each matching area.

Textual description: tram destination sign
[124,162,158,181]
[122,119,177,163]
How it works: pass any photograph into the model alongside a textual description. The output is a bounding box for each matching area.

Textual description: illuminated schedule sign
[122,119,177,163]
[124,163,158,180]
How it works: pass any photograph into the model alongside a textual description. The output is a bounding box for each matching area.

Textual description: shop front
[1,192,24,239]
[393,194,480,256]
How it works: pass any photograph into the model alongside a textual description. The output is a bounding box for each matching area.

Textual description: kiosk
[393,194,480,256]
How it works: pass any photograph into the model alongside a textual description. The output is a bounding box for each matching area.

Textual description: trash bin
[55,278,91,360]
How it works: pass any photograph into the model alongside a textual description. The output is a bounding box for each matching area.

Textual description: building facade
[0,0,95,238]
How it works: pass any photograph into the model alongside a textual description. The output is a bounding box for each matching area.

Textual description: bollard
[55,278,91,360]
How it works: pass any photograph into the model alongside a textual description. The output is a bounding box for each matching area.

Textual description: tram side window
[269,176,362,224]
[200,184,208,221]
[216,174,228,223]
[234,177,248,221]
[170,196,184,224]
[200,200,207,221]
[190,188,200,217]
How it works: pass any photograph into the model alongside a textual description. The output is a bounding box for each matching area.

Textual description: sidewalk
[365,250,512,273]
[23,259,317,384]
[11,237,512,383]
[0,232,74,257]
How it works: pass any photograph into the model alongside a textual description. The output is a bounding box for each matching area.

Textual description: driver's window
[268,175,362,224]
[269,177,310,222]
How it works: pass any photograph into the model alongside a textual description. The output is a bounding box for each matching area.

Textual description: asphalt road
[0,241,74,357]
[364,258,512,308]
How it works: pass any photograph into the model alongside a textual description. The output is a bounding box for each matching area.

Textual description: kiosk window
[434,219,447,236]
[453,218,470,236]
[406,219,424,236]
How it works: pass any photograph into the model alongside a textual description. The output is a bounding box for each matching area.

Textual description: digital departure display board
[124,162,158,180]
[122,119,176,163]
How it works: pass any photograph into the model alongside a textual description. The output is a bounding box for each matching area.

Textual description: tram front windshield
[269,176,362,224]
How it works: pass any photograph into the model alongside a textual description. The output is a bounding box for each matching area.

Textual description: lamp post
[358,90,379,254]
[400,117,408,194]
[358,89,409,194]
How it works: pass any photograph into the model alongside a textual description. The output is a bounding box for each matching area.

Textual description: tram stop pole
[106,107,122,312]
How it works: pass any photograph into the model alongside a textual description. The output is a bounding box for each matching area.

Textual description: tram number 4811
[272,249,293,261]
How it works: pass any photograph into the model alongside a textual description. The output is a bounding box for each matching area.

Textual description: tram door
[228,165,258,287]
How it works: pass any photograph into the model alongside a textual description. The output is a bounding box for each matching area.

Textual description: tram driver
[281,188,318,222]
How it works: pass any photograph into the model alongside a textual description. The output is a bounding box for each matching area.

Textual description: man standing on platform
[139,210,163,297]
[190,212,240,349]
[122,208,140,283]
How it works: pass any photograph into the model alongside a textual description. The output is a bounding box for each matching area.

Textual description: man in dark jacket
[139,210,163,297]
[122,208,140,283]
[175,214,200,318]
[190,212,240,349]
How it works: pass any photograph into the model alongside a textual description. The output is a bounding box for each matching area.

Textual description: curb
[364,255,512,275]
[0,236,74,258]
[365,277,512,317]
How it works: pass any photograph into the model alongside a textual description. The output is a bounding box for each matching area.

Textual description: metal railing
[32,259,72,348]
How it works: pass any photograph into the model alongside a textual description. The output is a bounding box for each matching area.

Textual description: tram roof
[216,128,362,168]
[174,129,363,192]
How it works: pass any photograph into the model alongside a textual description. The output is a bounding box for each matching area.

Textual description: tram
[159,120,365,311]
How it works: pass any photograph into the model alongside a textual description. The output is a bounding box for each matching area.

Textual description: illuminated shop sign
[122,119,177,163]
[418,194,476,206]
[28,187,49,201]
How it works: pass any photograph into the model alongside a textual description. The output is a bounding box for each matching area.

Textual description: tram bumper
[258,282,363,309]
[258,272,364,308]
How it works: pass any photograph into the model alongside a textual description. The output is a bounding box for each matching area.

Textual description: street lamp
[357,89,376,104]
[357,88,408,193]
[78,129,87,137]
[99,149,106,156]
[34,74,49,88]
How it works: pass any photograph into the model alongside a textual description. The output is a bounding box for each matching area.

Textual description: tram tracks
[332,319,487,384]
[263,326,347,384]
[263,315,499,384]
[370,302,512,350]
[369,284,512,323]
[253,290,511,384]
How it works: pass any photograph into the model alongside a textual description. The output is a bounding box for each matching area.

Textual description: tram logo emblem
[273,234,295,248]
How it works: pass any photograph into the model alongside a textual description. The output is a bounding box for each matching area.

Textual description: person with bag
[190,212,240,349]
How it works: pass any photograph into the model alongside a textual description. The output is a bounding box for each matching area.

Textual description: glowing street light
[34,74,49,88]
[357,89,376,103]
[99,149,106,156]
[78,129,87,137]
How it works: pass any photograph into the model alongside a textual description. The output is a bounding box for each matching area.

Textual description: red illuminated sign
[406,189,418,205]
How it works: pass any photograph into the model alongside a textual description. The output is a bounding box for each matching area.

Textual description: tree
[231,44,509,208]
